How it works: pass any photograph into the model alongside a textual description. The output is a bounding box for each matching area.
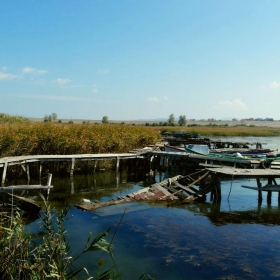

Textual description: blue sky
[1,0,280,121]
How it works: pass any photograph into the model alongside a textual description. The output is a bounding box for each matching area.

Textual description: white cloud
[53,78,70,86]
[0,72,17,80]
[1,66,7,71]
[217,98,247,110]
[269,81,280,89]
[97,69,110,75]
[92,88,98,93]
[22,67,48,75]
[148,97,159,102]
[164,96,168,101]
[5,93,119,103]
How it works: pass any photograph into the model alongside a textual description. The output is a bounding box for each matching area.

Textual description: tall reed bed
[0,123,161,157]
[0,113,30,124]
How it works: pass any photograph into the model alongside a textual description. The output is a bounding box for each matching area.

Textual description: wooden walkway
[146,150,264,168]
[206,167,280,178]
[0,153,143,187]
[206,167,280,202]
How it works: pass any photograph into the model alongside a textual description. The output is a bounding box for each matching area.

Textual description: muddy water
[24,136,280,280]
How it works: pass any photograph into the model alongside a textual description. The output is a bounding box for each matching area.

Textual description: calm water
[26,136,280,280]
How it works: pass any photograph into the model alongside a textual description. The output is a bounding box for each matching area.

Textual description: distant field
[29,118,280,128]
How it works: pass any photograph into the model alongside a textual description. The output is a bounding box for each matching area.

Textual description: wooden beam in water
[0,185,53,192]
[1,162,8,187]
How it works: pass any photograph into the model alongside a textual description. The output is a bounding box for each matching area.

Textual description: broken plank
[0,185,53,192]
[242,184,280,192]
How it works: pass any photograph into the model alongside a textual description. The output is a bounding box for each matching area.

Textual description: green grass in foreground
[0,197,156,279]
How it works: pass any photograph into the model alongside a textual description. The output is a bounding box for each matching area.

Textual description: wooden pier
[0,153,144,187]
[206,167,280,203]
[146,150,265,169]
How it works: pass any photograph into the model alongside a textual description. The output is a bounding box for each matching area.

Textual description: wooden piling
[1,162,8,187]
[267,178,272,204]
[39,163,43,184]
[26,164,30,182]
[70,158,75,177]
[93,160,97,173]
[116,156,120,173]
[257,178,262,202]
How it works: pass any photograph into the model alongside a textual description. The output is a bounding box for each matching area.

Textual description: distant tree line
[44,113,58,122]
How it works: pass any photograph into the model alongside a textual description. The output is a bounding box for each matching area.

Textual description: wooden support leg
[93,160,97,173]
[70,177,74,194]
[257,178,262,202]
[267,191,272,204]
[215,176,222,203]
[70,158,75,177]
[26,164,30,182]
[39,162,43,184]
[267,178,272,204]
[1,162,8,187]
[210,189,214,202]
[116,156,120,173]
[160,156,163,167]
[116,172,119,188]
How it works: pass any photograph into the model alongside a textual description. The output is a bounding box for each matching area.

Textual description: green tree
[44,115,49,122]
[52,113,58,121]
[178,115,187,126]
[168,114,175,126]
[102,116,109,124]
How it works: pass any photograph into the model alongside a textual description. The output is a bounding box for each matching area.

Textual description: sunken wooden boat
[6,193,41,213]
[75,170,212,212]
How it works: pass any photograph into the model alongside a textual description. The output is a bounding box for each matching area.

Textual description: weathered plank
[207,167,280,178]
[242,184,280,192]
[0,185,53,192]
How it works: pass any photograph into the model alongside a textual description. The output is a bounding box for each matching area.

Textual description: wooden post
[47,173,52,186]
[215,176,222,203]
[210,189,214,202]
[257,178,262,202]
[160,156,163,167]
[39,162,43,184]
[26,164,30,182]
[116,156,120,173]
[116,172,119,188]
[1,162,8,187]
[46,173,52,200]
[70,158,75,177]
[70,177,74,194]
[267,178,272,204]
[93,160,97,173]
